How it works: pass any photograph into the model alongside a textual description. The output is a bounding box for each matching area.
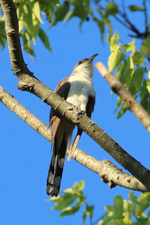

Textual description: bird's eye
[78,61,82,65]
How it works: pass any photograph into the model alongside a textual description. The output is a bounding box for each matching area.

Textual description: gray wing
[86,95,95,118]
[49,77,70,144]
[49,76,70,123]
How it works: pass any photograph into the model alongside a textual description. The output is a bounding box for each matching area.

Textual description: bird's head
[72,53,98,78]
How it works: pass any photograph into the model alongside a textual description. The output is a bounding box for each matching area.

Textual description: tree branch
[103,0,149,39]
[1,0,150,191]
[72,149,149,192]
[119,0,147,39]
[0,86,148,192]
[0,0,33,76]
[95,62,150,132]
[0,86,51,140]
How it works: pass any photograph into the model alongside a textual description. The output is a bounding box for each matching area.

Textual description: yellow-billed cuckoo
[47,54,98,196]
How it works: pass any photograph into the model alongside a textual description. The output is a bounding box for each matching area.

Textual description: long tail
[46,136,68,196]
[46,118,74,197]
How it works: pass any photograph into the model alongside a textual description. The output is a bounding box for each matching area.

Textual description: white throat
[73,62,94,79]
[66,62,95,112]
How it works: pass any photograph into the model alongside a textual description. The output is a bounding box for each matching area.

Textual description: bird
[46,53,98,196]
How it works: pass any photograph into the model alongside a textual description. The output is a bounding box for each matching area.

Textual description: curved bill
[88,53,98,62]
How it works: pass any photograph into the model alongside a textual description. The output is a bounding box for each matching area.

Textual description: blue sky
[0,2,150,224]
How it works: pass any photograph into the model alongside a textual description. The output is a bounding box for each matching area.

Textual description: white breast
[67,73,95,112]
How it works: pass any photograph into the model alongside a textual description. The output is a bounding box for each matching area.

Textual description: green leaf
[97,20,105,41]
[128,83,137,96]
[65,1,90,26]
[105,205,113,212]
[85,205,94,216]
[82,211,87,223]
[107,31,119,51]
[136,218,149,225]
[17,2,26,32]
[32,1,43,23]
[140,36,150,57]
[50,181,86,218]
[77,180,85,191]
[140,87,150,114]
[73,182,80,191]
[73,181,85,192]
[123,201,133,223]
[147,209,150,218]
[82,204,94,223]
[59,205,80,217]
[129,202,136,217]
[129,5,145,12]
[113,196,123,219]
[136,193,150,215]
[116,103,127,119]
[130,55,134,69]
[51,194,76,210]
[120,58,134,85]
[103,15,112,33]
[39,0,56,22]
[140,79,150,114]
[18,20,25,33]
[32,14,40,43]
[132,67,146,92]
[101,196,125,224]
[23,3,33,32]
[116,63,125,82]
[51,1,69,26]
[61,188,75,195]
[106,2,118,16]
[0,18,6,50]
[123,39,135,53]
[46,4,55,22]
[114,97,123,114]
[76,192,85,206]
[129,191,138,203]
[50,196,63,203]
[108,46,125,72]
[98,10,112,33]
[38,28,52,52]
[147,76,150,93]
[22,30,35,56]
[125,69,134,85]
[133,51,145,65]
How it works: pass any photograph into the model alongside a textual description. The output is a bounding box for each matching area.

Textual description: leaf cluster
[100,191,150,225]
[0,1,150,57]
[50,181,150,225]
[50,181,94,223]
[0,0,52,56]
[107,32,150,118]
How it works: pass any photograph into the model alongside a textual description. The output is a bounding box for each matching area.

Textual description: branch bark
[0,86,148,192]
[1,0,150,191]
[95,62,150,132]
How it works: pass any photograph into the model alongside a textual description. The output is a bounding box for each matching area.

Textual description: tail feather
[47,136,67,196]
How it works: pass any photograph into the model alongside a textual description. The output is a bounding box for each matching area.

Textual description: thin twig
[118,2,141,37]
[113,15,131,29]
